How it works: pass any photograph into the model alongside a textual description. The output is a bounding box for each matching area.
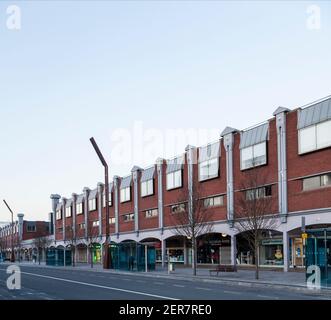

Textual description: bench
[209,264,237,276]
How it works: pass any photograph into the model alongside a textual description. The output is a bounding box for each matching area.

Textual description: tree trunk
[192,237,197,276]
[38,248,41,265]
[90,247,94,268]
[255,242,259,280]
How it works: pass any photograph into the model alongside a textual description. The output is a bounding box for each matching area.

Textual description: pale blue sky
[0,0,330,221]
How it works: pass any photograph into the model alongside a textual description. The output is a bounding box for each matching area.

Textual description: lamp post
[3,200,15,262]
[90,137,111,269]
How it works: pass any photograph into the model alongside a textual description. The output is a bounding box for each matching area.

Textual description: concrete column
[283,230,289,272]
[231,234,237,266]
[156,158,164,234]
[72,193,77,241]
[183,239,188,265]
[97,182,104,237]
[131,166,142,236]
[221,127,238,226]
[61,198,67,241]
[273,107,290,223]
[161,239,166,268]
[50,194,61,236]
[185,145,197,228]
[17,213,24,242]
[83,188,90,239]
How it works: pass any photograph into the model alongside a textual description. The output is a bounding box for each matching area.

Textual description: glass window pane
[199,161,209,180]
[208,158,219,178]
[166,173,174,189]
[321,174,331,186]
[241,147,253,169]
[317,120,331,149]
[174,170,182,188]
[253,142,267,166]
[299,126,316,154]
[303,176,321,190]
[141,181,146,197]
[147,179,153,195]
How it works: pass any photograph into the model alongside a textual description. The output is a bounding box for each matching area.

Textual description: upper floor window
[89,198,97,211]
[199,142,220,181]
[76,203,83,215]
[103,192,112,207]
[27,225,36,232]
[56,209,62,220]
[65,206,72,218]
[109,217,116,224]
[141,179,154,197]
[298,120,331,154]
[120,187,131,202]
[79,223,85,229]
[171,203,186,214]
[92,220,99,227]
[123,213,134,222]
[241,142,267,170]
[303,173,331,191]
[204,195,224,208]
[145,208,158,218]
[245,185,272,200]
[166,170,182,190]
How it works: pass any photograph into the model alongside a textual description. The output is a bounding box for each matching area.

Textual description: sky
[0,0,330,222]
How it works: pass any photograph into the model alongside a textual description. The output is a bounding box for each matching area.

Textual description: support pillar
[283,230,289,272]
[161,239,166,268]
[231,235,237,266]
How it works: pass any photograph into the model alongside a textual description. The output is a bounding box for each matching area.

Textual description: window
[92,220,99,227]
[123,213,134,222]
[76,203,83,214]
[199,158,219,181]
[27,225,36,232]
[241,142,267,170]
[89,198,97,211]
[65,206,72,218]
[141,179,154,197]
[299,120,331,154]
[145,209,158,218]
[120,187,131,202]
[171,203,186,214]
[204,195,224,208]
[245,185,272,200]
[79,223,85,229]
[56,209,62,220]
[166,170,182,190]
[109,217,116,224]
[303,173,331,191]
[103,192,112,207]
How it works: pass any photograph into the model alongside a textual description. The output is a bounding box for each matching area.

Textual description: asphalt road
[0,264,329,300]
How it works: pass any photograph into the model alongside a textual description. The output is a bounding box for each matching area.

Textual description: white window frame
[92,220,99,227]
[76,203,83,215]
[141,179,154,197]
[166,170,182,190]
[120,187,131,202]
[56,210,62,220]
[171,203,186,214]
[79,223,85,229]
[89,198,97,211]
[109,217,116,224]
[299,120,331,154]
[203,195,224,208]
[245,185,272,200]
[199,158,219,181]
[145,208,158,218]
[240,142,267,170]
[65,206,72,218]
[123,213,134,222]
[303,173,331,191]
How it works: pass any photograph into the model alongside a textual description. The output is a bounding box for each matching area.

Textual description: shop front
[159,236,187,264]
[197,233,231,264]
[92,243,101,264]
[76,244,88,263]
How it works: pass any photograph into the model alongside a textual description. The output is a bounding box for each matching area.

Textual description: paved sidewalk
[10,261,310,290]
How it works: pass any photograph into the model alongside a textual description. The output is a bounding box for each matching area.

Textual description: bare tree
[170,184,214,276]
[86,218,100,268]
[233,167,278,280]
[64,225,77,267]
[33,236,52,265]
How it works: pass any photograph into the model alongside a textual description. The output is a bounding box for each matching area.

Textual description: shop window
[120,187,131,202]
[241,142,267,170]
[141,179,154,197]
[299,120,331,154]
[166,170,182,190]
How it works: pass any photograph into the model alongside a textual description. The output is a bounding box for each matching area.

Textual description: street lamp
[3,200,15,262]
[90,137,111,269]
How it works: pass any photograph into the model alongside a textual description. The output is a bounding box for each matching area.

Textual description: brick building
[5,95,329,271]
